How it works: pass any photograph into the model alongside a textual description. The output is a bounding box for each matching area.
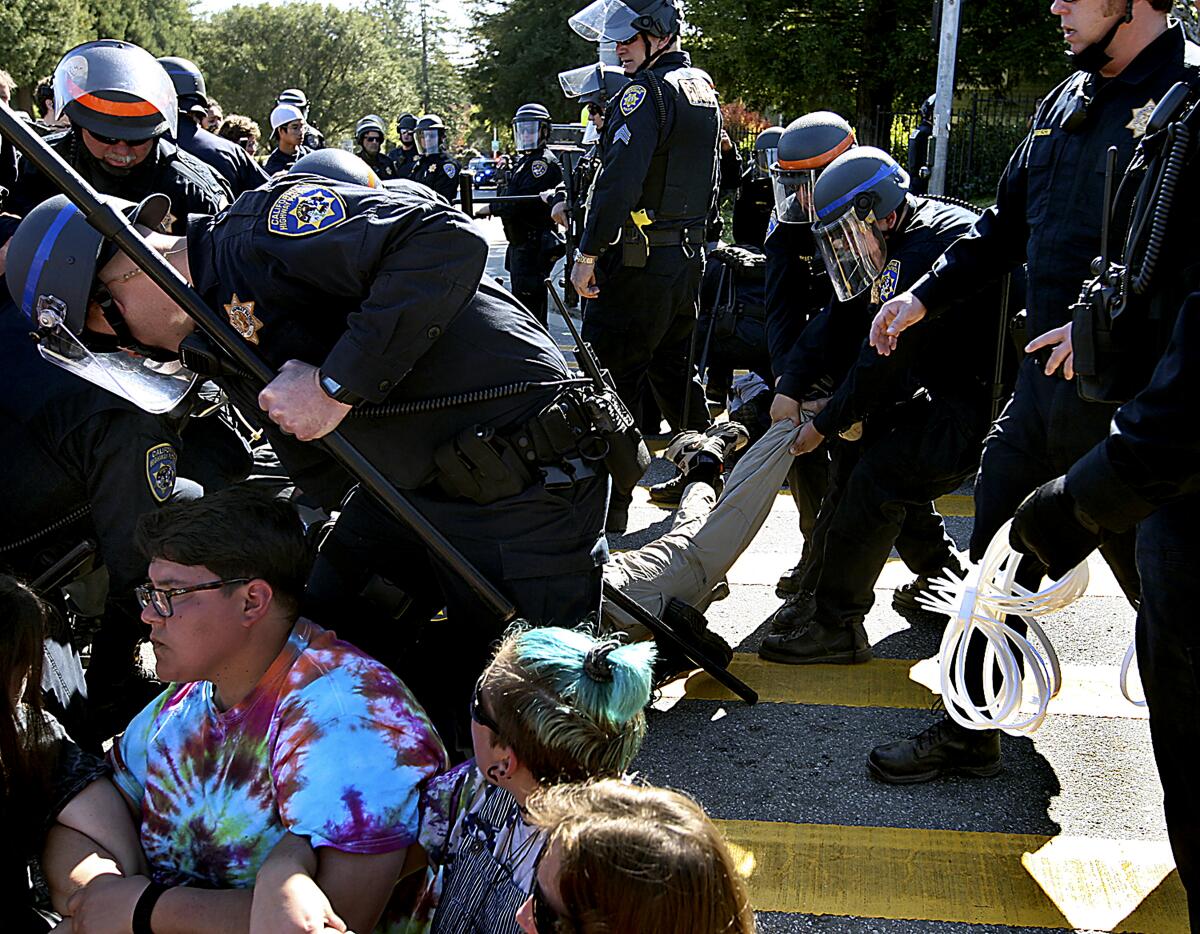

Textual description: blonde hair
[525,779,756,934]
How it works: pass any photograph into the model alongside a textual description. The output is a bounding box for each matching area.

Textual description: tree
[0,0,93,88]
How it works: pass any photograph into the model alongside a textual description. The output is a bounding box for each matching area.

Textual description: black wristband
[132,881,168,934]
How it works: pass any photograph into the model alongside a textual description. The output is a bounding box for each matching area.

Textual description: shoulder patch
[613,124,632,147]
[620,84,647,118]
[267,183,348,237]
[678,76,718,108]
[443,162,458,178]
[876,258,902,304]
[145,443,178,504]
[531,160,548,179]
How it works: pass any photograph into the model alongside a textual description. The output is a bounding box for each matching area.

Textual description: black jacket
[492,148,563,242]
[177,119,268,198]
[411,153,461,201]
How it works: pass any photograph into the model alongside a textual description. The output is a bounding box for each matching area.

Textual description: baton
[0,102,516,622]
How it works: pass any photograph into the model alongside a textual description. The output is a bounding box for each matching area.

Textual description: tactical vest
[638,65,721,224]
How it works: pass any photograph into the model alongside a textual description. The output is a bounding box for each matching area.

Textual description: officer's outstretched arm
[869,291,927,355]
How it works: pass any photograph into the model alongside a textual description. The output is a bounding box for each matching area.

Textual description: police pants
[1134,496,1200,925]
[957,358,1141,711]
[506,240,556,327]
[583,244,711,442]
[805,395,983,627]
[786,450,830,578]
[304,471,608,754]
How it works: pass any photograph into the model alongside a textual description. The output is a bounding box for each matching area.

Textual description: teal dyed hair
[482,625,656,784]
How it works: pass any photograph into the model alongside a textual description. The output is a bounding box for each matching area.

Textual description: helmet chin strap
[1068,0,1134,74]
[635,31,677,73]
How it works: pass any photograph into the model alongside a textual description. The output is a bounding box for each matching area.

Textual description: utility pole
[419,0,430,113]
[930,0,961,196]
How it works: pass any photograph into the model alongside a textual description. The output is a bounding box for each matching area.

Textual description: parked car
[469,157,501,188]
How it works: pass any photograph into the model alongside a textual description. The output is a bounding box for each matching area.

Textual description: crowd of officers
[0,0,1199,928]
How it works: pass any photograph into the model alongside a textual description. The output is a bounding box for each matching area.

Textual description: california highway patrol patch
[145,443,177,503]
[444,162,458,178]
[877,258,902,303]
[532,160,548,179]
[620,84,646,118]
[267,184,348,237]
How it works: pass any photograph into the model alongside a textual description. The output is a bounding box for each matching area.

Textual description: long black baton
[0,103,516,622]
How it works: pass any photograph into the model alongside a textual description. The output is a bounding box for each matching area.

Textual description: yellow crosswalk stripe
[656,654,1147,719]
[716,819,1185,931]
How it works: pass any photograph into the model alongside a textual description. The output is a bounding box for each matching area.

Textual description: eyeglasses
[362,134,384,143]
[136,578,251,618]
[532,877,567,934]
[85,129,153,147]
[470,677,502,734]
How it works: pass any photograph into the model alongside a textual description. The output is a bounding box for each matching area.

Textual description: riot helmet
[5,194,199,413]
[414,114,445,155]
[570,0,681,43]
[54,40,178,142]
[354,114,386,149]
[396,112,417,142]
[811,146,910,302]
[276,88,309,115]
[770,111,855,226]
[753,126,784,176]
[919,94,935,123]
[558,62,631,107]
[293,149,380,188]
[513,102,551,152]
[157,56,208,117]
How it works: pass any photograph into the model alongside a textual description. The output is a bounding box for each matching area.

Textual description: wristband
[133,880,168,934]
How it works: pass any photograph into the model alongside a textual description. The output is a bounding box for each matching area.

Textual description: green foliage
[1,0,91,87]
[86,0,196,57]
[466,0,596,137]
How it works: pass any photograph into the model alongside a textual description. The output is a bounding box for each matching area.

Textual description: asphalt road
[474,215,1187,934]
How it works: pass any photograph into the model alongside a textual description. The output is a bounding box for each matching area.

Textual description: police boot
[892,560,964,617]
[766,590,816,634]
[606,497,630,535]
[776,560,807,598]
[757,616,872,665]
[867,710,1001,784]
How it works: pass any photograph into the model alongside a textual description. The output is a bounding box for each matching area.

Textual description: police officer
[353,114,399,181]
[411,114,461,200]
[263,104,309,175]
[275,88,325,150]
[568,0,721,532]
[158,56,268,198]
[0,198,184,746]
[730,125,782,248]
[5,40,229,234]
[756,148,993,665]
[475,103,564,325]
[762,112,853,608]
[5,173,609,752]
[907,94,935,195]
[388,112,420,179]
[868,0,1192,782]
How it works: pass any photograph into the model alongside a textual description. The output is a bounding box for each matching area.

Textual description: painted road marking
[716,820,1185,931]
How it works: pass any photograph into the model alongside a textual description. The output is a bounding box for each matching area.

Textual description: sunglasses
[470,677,502,734]
[363,134,384,142]
[136,578,251,618]
[86,129,153,147]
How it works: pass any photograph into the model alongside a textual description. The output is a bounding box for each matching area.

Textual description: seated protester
[43,486,447,934]
[518,779,755,934]
[0,575,145,933]
[262,626,655,934]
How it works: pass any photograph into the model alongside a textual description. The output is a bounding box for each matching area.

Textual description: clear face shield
[54,42,178,139]
[415,129,441,155]
[813,209,888,303]
[770,167,819,225]
[755,147,778,177]
[558,63,602,100]
[513,119,542,152]
[569,0,644,42]
[32,297,198,415]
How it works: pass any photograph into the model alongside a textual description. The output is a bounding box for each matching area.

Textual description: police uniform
[302,124,325,151]
[763,197,995,662]
[177,117,269,198]
[907,119,932,195]
[491,147,564,325]
[412,151,461,201]
[579,50,720,444]
[263,144,309,176]
[6,130,228,234]
[730,164,773,248]
[358,147,400,181]
[388,144,419,179]
[184,175,607,745]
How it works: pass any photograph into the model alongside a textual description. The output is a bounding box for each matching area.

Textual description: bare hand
[258,360,352,441]
[790,420,825,456]
[1026,323,1074,379]
[720,130,733,153]
[67,874,150,934]
[801,396,830,418]
[570,259,599,299]
[550,202,568,228]
[251,871,349,934]
[770,393,802,426]
[869,291,927,356]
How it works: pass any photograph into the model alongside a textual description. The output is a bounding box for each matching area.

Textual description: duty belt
[637,225,706,246]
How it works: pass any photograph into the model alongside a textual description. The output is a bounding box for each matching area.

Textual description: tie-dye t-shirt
[109,620,447,910]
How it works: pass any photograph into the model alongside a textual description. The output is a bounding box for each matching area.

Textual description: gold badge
[1126,99,1157,139]
[225,293,263,344]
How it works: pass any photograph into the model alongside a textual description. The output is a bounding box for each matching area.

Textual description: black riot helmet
[769,111,855,226]
[54,40,178,142]
[414,114,445,155]
[4,193,199,413]
[753,126,784,175]
[354,114,386,142]
[558,62,631,108]
[919,94,935,123]
[157,57,208,117]
[293,149,380,188]
[811,146,910,302]
[570,0,681,43]
[396,112,418,134]
[513,102,551,152]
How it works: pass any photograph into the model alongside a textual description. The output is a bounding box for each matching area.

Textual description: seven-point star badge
[1127,99,1157,138]
[225,293,263,344]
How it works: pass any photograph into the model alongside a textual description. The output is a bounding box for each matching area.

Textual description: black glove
[1010,476,1104,579]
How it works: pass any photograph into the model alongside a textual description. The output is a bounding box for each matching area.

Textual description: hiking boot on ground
[892,562,963,617]
[867,714,1002,784]
[758,618,872,665]
[767,590,816,633]
[776,561,807,598]
[649,423,748,506]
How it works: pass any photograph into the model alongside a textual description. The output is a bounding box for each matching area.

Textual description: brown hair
[0,576,55,812]
[525,779,756,934]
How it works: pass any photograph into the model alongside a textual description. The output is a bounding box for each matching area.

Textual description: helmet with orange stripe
[53,40,178,143]
[769,111,855,226]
